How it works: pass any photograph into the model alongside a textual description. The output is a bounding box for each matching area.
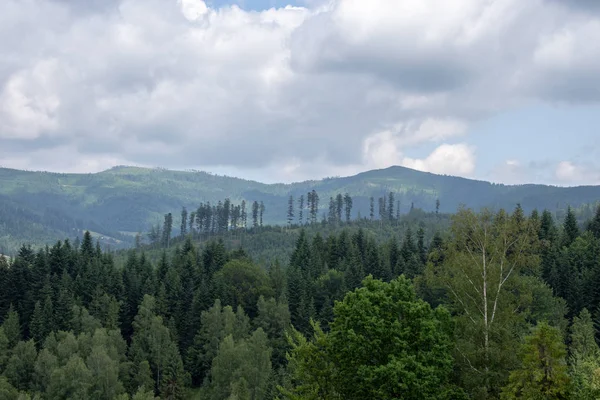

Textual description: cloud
[555,161,600,185]
[402,144,476,176]
[1,0,600,183]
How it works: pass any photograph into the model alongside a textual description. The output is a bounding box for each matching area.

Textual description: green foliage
[3,164,600,255]
[254,296,291,368]
[501,323,569,399]
[569,309,600,400]
[130,295,189,399]
[425,207,546,399]
[284,276,462,400]
[46,355,93,400]
[2,202,600,399]
[4,340,37,391]
[214,260,273,318]
[186,300,249,386]
[1,306,21,350]
[204,328,272,400]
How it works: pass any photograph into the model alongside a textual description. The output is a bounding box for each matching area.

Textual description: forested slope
[2,206,600,398]
[2,165,600,254]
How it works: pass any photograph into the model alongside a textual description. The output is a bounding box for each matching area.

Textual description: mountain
[1,165,600,253]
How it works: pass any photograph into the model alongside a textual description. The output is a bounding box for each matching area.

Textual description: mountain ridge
[1,164,599,254]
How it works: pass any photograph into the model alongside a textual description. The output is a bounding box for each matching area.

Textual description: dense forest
[2,203,600,398]
[3,164,600,255]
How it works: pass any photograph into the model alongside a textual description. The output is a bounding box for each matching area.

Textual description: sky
[1,0,600,185]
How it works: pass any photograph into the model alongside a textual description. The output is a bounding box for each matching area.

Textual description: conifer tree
[588,205,600,239]
[287,195,295,227]
[501,323,569,399]
[417,226,427,266]
[260,201,265,227]
[388,192,395,221]
[328,197,336,225]
[2,305,21,349]
[563,206,580,247]
[130,295,189,397]
[162,213,173,248]
[570,309,600,400]
[180,207,188,237]
[343,193,352,222]
[252,201,259,228]
[335,194,343,223]
[369,197,374,220]
[241,200,247,229]
[298,195,304,225]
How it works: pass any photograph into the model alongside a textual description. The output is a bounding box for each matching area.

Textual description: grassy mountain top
[1,165,599,254]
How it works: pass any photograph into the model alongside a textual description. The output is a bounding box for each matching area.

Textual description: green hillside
[1,165,600,254]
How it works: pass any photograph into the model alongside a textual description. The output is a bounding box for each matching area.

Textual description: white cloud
[179,0,208,21]
[402,144,476,176]
[0,0,599,183]
[555,161,600,185]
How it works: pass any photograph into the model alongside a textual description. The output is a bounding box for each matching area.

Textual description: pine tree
[130,295,189,397]
[2,305,21,349]
[369,197,374,220]
[189,211,196,237]
[298,195,304,225]
[239,201,245,229]
[328,197,336,225]
[570,310,600,400]
[287,195,295,227]
[335,194,343,223]
[180,207,188,237]
[588,205,600,239]
[378,197,386,221]
[252,201,259,228]
[162,213,173,248]
[260,201,265,227]
[501,323,569,399]
[343,193,352,223]
[388,192,395,221]
[417,226,427,266]
[563,206,580,247]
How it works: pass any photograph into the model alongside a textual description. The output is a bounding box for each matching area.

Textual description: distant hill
[1,165,599,254]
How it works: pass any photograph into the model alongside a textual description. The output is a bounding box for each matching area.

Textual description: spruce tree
[260,201,265,227]
[501,323,569,399]
[180,207,188,237]
[563,206,580,247]
[2,305,21,349]
[336,194,343,223]
[588,205,600,239]
[298,195,304,225]
[287,195,294,227]
[343,193,352,222]
[252,201,259,228]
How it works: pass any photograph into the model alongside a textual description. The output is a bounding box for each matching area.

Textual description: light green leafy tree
[425,207,546,399]
[204,328,272,400]
[4,340,37,391]
[283,276,464,400]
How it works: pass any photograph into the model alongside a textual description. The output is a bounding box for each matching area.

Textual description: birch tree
[426,207,540,399]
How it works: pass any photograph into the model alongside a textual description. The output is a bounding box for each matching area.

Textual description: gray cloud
[1,0,600,182]
[547,0,600,12]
